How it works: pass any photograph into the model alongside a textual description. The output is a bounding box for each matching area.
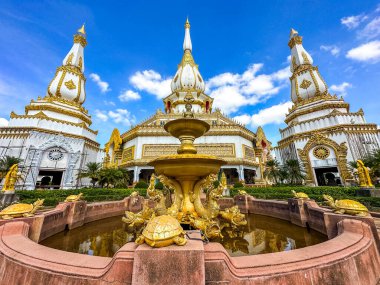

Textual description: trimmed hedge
[16,188,147,207]
[230,186,380,211]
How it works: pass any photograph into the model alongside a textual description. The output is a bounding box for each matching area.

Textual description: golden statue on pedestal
[357,160,374,188]
[2,164,19,192]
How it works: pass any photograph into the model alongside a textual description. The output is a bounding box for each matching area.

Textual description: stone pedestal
[132,231,205,285]
[0,192,19,208]
[355,188,380,197]
[288,198,308,227]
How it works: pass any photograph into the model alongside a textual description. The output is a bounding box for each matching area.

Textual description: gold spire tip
[77,24,86,35]
[185,17,190,29]
[289,28,298,38]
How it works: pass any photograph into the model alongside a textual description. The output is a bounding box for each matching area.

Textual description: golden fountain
[123,100,247,247]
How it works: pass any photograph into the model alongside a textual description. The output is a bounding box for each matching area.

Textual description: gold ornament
[357,160,374,188]
[135,215,187,248]
[0,199,44,220]
[313,146,330,160]
[64,80,76,90]
[2,164,19,192]
[300,79,312,89]
[291,190,309,199]
[64,193,83,202]
[323,195,368,217]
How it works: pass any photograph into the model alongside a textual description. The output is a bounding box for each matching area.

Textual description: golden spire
[185,17,190,29]
[78,24,86,35]
[289,28,298,38]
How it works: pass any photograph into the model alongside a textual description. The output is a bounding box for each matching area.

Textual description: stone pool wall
[0,196,379,284]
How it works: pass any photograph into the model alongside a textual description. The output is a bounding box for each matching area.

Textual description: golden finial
[185,17,190,29]
[289,28,298,38]
[77,24,86,35]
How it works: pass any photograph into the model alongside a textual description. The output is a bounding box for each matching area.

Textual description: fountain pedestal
[132,231,205,285]
[148,118,226,223]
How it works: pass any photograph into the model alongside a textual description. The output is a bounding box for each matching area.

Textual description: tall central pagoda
[104,19,271,185]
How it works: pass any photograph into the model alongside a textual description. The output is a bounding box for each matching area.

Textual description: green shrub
[15,188,144,207]
[134,181,149,189]
[233,182,244,188]
[213,180,220,189]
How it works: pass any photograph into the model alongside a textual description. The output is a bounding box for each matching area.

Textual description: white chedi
[47,25,87,104]
[170,18,205,93]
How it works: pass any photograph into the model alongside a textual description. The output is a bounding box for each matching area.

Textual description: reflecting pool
[40,214,327,257]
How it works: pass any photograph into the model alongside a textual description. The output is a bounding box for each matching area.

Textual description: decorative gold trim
[74,78,82,102]
[64,80,76,90]
[0,127,99,148]
[288,35,303,49]
[10,112,97,134]
[285,102,350,124]
[74,34,87,47]
[278,123,379,148]
[297,133,351,184]
[56,70,66,97]
[309,69,320,96]
[25,104,92,125]
[122,146,135,163]
[300,79,311,89]
[57,66,85,80]
[313,146,330,159]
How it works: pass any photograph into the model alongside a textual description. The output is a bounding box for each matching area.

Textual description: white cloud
[96,109,136,126]
[330,82,352,96]
[361,17,380,39]
[95,110,108,122]
[206,64,291,114]
[320,45,340,56]
[119,90,141,102]
[89,73,111,93]
[341,14,367,29]
[108,109,136,126]
[129,70,171,99]
[234,101,292,127]
[346,40,380,62]
[103,100,115,106]
[0,118,9,126]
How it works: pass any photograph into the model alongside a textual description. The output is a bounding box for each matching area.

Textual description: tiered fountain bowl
[148,117,226,222]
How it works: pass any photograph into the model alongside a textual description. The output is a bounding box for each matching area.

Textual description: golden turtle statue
[135,215,187,247]
[323,195,368,217]
[64,193,83,202]
[0,199,44,220]
[291,190,309,199]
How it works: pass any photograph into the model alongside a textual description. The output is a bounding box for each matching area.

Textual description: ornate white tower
[163,18,213,114]
[47,25,87,104]
[275,29,380,186]
[0,25,101,190]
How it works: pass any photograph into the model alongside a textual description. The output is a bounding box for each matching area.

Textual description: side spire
[288,29,328,105]
[183,17,192,51]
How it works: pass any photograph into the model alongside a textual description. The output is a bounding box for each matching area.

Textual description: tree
[79,162,102,187]
[283,159,305,185]
[264,159,281,184]
[98,167,131,188]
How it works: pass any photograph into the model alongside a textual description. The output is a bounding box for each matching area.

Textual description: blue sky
[1,1,380,146]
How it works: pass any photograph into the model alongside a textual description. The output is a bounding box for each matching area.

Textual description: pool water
[40,214,327,257]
